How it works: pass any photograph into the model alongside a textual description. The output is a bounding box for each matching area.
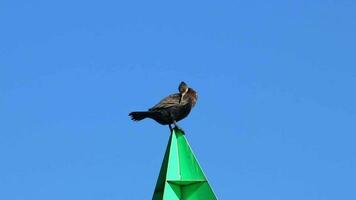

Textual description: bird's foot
[173,121,185,134]
[173,125,185,134]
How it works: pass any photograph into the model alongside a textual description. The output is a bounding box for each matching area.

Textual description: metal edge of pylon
[173,128,218,199]
[152,128,218,200]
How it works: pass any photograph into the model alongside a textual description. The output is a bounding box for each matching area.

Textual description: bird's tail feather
[129,111,150,121]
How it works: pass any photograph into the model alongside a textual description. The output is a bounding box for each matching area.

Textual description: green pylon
[152,128,217,200]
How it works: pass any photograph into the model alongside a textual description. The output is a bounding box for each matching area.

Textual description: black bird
[129,81,198,132]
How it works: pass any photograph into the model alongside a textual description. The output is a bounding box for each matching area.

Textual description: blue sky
[1,0,356,199]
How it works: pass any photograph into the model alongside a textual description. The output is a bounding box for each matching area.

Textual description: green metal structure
[152,128,217,200]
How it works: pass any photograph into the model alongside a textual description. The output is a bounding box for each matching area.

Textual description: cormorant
[129,81,197,132]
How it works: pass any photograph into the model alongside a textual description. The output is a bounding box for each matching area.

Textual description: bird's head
[187,87,198,107]
[178,81,189,94]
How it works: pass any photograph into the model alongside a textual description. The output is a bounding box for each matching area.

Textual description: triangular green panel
[152,128,217,200]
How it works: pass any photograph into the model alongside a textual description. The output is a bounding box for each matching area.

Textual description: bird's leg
[173,120,185,134]
[168,124,173,132]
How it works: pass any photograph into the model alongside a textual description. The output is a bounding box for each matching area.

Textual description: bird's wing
[149,93,181,111]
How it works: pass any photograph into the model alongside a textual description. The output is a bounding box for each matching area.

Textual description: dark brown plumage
[129,81,197,132]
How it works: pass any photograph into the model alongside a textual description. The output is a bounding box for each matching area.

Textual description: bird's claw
[172,121,185,134]
[174,125,185,134]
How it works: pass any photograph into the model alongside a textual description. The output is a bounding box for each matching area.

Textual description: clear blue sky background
[1,0,355,199]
